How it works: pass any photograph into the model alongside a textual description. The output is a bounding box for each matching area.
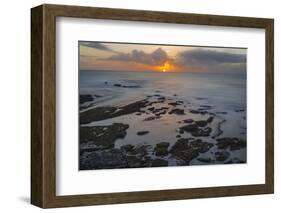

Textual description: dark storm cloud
[105,48,169,66]
[176,48,246,66]
[80,42,118,53]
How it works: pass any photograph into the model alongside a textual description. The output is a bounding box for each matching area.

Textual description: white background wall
[0,0,279,212]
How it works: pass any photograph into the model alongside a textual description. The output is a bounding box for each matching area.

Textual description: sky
[79,41,246,73]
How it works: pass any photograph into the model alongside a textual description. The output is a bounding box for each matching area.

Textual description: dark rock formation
[80,94,94,104]
[154,142,170,157]
[80,123,129,149]
[216,137,246,150]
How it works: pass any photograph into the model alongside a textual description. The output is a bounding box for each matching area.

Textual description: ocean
[79,70,247,168]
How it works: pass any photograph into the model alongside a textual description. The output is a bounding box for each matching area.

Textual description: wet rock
[114,83,122,87]
[207,116,214,123]
[180,124,212,137]
[195,120,208,127]
[158,97,166,101]
[80,149,127,170]
[189,139,214,153]
[169,108,185,115]
[224,157,245,164]
[129,145,150,157]
[137,131,150,136]
[151,159,168,167]
[183,119,194,123]
[120,144,134,153]
[147,107,155,111]
[168,101,183,106]
[80,123,129,149]
[80,99,149,124]
[197,157,212,163]
[189,109,200,114]
[215,151,230,161]
[173,148,199,165]
[80,94,94,104]
[126,155,143,168]
[235,109,245,112]
[191,127,212,137]
[154,142,170,157]
[143,116,160,121]
[216,137,246,150]
[169,138,199,164]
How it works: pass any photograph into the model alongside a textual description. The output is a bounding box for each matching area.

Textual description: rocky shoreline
[79,93,246,170]
[79,92,246,170]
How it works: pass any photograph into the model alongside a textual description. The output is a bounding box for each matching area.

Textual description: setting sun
[159,61,172,72]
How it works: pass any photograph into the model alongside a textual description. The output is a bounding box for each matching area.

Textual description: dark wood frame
[31,4,274,208]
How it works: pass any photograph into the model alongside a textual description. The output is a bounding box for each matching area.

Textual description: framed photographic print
[31,4,274,208]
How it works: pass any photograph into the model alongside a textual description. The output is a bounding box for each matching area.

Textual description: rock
[147,107,155,111]
[191,127,212,137]
[80,94,94,104]
[169,108,185,115]
[179,129,184,134]
[114,83,122,87]
[216,137,246,150]
[170,138,191,153]
[189,139,214,153]
[183,119,194,123]
[195,120,208,127]
[80,99,149,124]
[137,131,150,136]
[176,135,181,138]
[151,159,168,167]
[169,138,199,164]
[123,85,140,88]
[154,142,170,157]
[235,109,245,112]
[168,101,183,106]
[206,116,214,123]
[197,157,212,163]
[120,144,134,152]
[80,123,129,149]
[156,142,170,148]
[180,124,212,137]
[129,145,150,157]
[225,157,245,164]
[80,149,127,170]
[173,148,199,165]
[126,156,143,168]
[215,151,230,161]
[189,109,200,114]
[143,116,159,121]
[158,97,166,101]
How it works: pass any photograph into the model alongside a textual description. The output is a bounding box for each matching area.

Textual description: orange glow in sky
[157,61,174,72]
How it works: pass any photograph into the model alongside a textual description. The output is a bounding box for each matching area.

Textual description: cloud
[176,48,246,65]
[175,48,246,72]
[105,48,169,66]
[80,42,118,53]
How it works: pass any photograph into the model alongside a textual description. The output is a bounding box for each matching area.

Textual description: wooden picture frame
[31,4,274,208]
